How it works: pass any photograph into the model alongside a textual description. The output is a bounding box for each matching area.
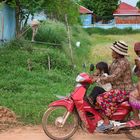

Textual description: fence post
[48,55,51,71]
[65,14,74,66]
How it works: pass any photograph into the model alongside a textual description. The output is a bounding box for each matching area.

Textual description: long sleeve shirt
[99,57,134,92]
[96,73,112,91]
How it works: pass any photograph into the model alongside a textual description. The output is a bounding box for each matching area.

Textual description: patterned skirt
[96,89,129,117]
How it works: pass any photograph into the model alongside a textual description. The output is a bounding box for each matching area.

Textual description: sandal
[134,120,140,126]
[126,120,140,127]
[96,123,113,132]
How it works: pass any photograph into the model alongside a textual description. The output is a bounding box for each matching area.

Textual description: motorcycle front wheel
[42,106,79,140]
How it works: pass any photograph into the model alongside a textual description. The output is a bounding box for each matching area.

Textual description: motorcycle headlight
[76,75,85,82]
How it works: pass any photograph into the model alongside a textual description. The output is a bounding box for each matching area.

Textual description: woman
[129,42,140,125]
[94,41,134,132]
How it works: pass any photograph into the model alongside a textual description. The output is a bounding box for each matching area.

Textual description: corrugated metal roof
[113,2,140,15]
[79,6,93,14]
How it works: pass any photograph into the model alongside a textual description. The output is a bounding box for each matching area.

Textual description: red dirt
[0,125,130,140]
[0,106,134,140]
[0,106,18,132]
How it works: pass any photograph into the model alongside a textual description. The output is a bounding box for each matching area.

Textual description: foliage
[84,27,140,35]
[0,40,75,124]
[0,0,44,36]
[80,0,120,21]
[77,0,94,11]
[0,31,91,123]
[43,0,80,25]
[3,38,30,49]
[137,0,140,8]
[25,20,67,48]
[0,2,3,9]
[25,20,92,66]
[1,0,80,36]
[70,25,92,65]
[0,31,140,124]
[0,19,93,124]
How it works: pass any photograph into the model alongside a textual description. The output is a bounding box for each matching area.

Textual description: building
[0,4,16,42]
[79,6,93,26]
[113,2,140,24]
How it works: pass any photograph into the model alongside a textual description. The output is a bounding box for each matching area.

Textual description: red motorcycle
[42,65,140,140]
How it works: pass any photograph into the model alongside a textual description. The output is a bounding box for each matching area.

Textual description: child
[89,61,112,104]
[132,42,140,77]
[129,42,140,124]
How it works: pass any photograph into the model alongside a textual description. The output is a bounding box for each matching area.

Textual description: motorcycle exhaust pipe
[113,123,129,133]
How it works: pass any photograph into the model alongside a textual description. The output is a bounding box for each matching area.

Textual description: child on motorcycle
[89,61,112,105]
[129,42,140,124]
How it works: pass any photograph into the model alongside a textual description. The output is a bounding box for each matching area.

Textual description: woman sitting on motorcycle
[93,41,134,132]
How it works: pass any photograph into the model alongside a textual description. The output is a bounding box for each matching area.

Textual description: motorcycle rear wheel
[125,127,140,140]
[125,114,140,140]
[42,106,78,140]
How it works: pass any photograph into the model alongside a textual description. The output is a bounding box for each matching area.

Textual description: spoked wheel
[125,113,140,140]
[42,106,79,140]
[125,127,140,140]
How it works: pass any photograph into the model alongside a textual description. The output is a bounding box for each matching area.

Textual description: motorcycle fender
[49,98,74,112]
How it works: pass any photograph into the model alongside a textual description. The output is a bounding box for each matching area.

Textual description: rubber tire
[125,130,140,140]
[125,114,140,140]
[42,106,79,140]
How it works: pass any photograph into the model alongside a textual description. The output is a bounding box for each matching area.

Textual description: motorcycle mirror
[82,63,86,69]
[90,64,94,71]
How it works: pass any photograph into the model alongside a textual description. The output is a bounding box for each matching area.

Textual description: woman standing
[94,41,134,132]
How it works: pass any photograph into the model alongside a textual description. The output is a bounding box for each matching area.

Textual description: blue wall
[80,14,92,26]
[94,24,140,29]
[83,24,140,29]
[83,19,140,29]
[0,4,15,41]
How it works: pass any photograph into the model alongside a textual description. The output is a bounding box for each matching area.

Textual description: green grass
[87,33,139,83]
[0,44,76,124]
[0,23,140,125]
[0,20,93,124]
[85,27,140,35]
[25,20,92,67]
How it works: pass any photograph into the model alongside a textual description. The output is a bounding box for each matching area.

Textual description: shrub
[3,38,25,49]
[41,49,74,73]
[2,38,33,52]
[85,27,140,35]
[25,20,67,48]
[25,21,92,70]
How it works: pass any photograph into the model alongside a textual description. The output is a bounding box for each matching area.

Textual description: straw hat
[110,41,128,56]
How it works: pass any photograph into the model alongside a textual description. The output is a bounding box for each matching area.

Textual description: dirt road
[0,125,130,140]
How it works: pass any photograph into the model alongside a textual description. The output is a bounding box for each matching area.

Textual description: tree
[43,0,79,25]
[137,0,140,9]
[0,0,80,36]
[0,0,44,36]
[80,0,120,22]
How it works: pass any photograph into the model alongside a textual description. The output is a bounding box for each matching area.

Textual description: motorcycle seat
[119,101,131,107]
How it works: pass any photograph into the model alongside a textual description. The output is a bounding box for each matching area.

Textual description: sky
[121,0,138,6]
